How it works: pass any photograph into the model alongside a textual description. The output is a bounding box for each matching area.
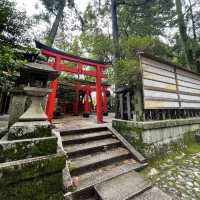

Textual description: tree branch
[117,0,151,7]
[73,6,85,31]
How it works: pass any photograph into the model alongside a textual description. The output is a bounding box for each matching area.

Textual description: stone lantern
[8,63,60,140]
[0,63,66,200]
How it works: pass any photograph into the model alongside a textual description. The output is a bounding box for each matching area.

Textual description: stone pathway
[147,152,200,200]
[52,113,114,129]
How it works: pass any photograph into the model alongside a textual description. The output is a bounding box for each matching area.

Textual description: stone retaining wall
[112,118,200,158]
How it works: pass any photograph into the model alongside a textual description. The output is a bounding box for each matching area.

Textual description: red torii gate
[35,41,111,123]
[71,81,110,116]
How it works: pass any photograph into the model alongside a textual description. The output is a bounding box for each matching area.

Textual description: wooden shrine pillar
[119,93,123,119]
[73,86,79,115]
[96,65,103,123]
[133,88,143,121]
[46,56,60,122]
[103,90,108,116]
[46,80,58,122]
[126,92,131,120]
[83,90,90,117]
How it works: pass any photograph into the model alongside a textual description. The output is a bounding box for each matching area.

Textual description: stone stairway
[60,126,171,200]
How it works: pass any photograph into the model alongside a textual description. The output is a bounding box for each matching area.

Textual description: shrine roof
[35,40,112,66]
[115,85,129,93]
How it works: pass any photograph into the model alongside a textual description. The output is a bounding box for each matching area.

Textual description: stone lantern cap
[21,62,60,82]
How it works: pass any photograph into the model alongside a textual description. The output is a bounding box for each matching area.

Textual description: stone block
[142,130,151,144]
[0,172,64,200]
[8,121,52,140]
[0,136,57,163]
[113,117,200,158]
[195,133,200,143]
[0,153,66,186]
[0,127,7,139]
[8,93,27,127]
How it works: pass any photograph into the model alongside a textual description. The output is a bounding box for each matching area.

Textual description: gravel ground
[147,152,200,200]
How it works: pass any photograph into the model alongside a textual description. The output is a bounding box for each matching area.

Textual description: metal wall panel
[143,79,176,91]
[144,100,179,109]
[143,64,175,78]
[179,86,200,95]
[181,102,200,108]
[178,80,200,90]
[177,69,200,81]
[144,71,176,84]
[141,56,200,110]
[177,74,200,85]
[180,94,200,101]
[142,57,174,72]
[144,89,178,100]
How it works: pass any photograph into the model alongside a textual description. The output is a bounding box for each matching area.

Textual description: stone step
[62,131,113,145]
[66,195,97,200]
[64,138,121,156]
[65,192,97,200]
[70,147,131,176]
[94,170,151,200]
[71,160,147,195]
[64,192,97,200]
[60,127,108,136]
[130,187,172,200]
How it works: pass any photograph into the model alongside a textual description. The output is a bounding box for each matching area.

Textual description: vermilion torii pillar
[96,65,103,122]
[83,88,90,117]
[35,40,111,123]
[103,89,108,115]
[46,80,58,121]
[45,56,60,122]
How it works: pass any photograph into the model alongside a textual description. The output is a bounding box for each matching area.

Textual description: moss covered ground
[140,138,200,200]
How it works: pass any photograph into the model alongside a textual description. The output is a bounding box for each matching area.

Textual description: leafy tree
[80,33,112,62]
[37,0,68,46]
[0,0,31,76]
[0,0,30,46]
[175,0,192,69]
[37,0,84,47]
[114,36,175,86]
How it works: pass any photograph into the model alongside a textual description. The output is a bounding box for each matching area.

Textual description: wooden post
[103,90,108,115]
[84,90,89,115]
[46,80,58,122]
[133,88,143,121]
[119,93,123,119]
[46,56,60,122]
[73,86,79,115]
[96,65,103,123]
[126,92,131,120]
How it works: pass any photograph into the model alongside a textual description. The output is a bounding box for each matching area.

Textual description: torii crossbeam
[35,41,111,123]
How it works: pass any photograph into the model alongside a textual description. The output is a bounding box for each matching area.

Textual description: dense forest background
[1,0,200,86]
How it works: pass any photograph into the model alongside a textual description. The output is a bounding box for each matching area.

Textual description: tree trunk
[111,0,120,59]
[47,1,66,47]
[111,0,121,117]
[188,0,197,41]
[175,0,192,69]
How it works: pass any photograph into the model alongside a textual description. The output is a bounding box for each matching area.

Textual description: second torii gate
[35,41,111,123]
[72,81,110,116]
